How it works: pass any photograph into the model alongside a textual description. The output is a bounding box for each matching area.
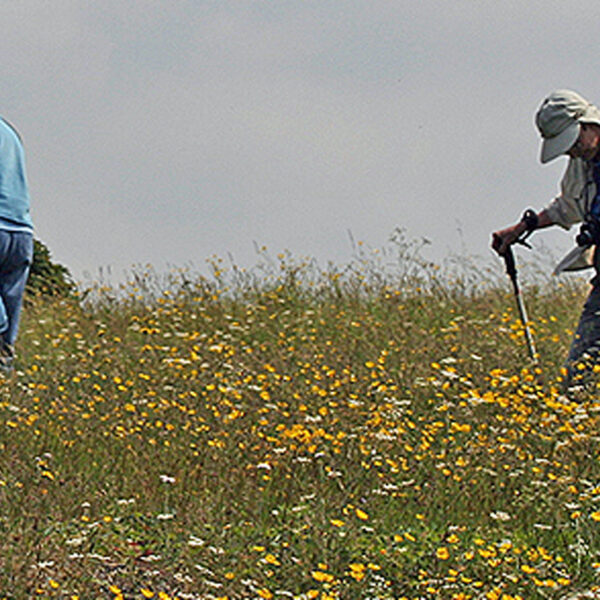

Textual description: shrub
[26,238,75,298]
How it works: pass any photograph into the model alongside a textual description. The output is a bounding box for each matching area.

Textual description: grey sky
[1,1,596,282]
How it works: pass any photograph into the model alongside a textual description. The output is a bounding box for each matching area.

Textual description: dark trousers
[566,280,600,384]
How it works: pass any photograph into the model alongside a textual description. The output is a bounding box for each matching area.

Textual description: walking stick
[500,210,538,363]
[502,245,537,362]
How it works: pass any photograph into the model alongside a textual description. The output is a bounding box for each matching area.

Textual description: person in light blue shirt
[0,117,34,372]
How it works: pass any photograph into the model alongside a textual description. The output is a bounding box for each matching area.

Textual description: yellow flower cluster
[1,259,597,597]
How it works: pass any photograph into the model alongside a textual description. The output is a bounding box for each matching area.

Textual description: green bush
[26,238,74,298]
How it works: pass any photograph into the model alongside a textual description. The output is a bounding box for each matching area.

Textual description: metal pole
[503,246,537,362]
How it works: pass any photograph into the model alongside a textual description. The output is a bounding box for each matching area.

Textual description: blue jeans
[0,230,33,348]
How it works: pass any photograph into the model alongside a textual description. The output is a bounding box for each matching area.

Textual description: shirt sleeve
[544,159,587,230]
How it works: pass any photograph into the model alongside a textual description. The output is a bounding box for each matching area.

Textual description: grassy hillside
[2,245,600,599]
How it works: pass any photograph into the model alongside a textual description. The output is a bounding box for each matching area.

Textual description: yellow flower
[312,570,335,583]
[256,589,273,599]
[436,547,450,560]
[264,553,280,566]
[355,508,369,520]
[521,564,536,574]
[141,589,154,599]
[591,511,600,521]
[348,564,366,581]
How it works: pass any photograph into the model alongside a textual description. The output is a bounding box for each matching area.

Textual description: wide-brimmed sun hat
[536,89,600,163]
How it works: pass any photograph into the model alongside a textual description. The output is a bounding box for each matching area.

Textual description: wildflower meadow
[3,236,600,599]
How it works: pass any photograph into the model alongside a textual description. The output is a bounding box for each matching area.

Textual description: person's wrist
[516,222,527,236]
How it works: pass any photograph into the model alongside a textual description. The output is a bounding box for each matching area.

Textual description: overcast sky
[2,1,597,283]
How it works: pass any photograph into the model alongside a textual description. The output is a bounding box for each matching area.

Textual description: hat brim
[540,121,580,163]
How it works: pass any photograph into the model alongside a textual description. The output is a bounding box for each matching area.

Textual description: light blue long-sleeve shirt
[0,118,32,232]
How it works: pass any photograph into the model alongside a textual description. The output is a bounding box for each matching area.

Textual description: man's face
[568,124,600,161]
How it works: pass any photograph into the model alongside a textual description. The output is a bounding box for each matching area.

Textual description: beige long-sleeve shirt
[546,158,595,227]
[545,157,597,271]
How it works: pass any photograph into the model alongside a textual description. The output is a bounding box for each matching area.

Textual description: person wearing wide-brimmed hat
[492,89,600,386]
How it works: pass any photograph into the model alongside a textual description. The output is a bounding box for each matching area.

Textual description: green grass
[1,242,600,599]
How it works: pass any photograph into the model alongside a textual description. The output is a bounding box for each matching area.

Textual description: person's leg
[0,232,33,350]
[0,231,14,346]
[565,283,600,386]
